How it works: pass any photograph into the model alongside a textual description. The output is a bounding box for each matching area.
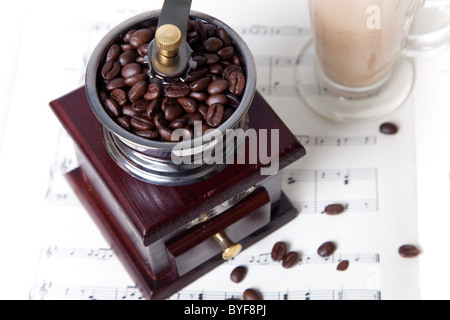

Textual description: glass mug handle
[405,0,450,57]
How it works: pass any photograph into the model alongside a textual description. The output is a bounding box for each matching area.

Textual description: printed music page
[0,0,449,300]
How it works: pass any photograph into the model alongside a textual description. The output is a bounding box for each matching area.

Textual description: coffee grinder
[49,0,306,300]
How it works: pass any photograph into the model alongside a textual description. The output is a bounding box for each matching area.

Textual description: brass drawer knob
[212,232,242,260]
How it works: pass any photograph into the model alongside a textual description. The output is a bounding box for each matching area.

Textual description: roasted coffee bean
[101,60,121,80]
[122,105,136,117]
[271,242,287,261]
[169,118,187,130]
[130,28,153,48]
[183,112,203,126]
[398,244,420,258]
[208,79,229,95]
[121,43,135,51]
[131,116,153,131]
[337,260,350,271]
[203,37,224,52]
[177,97,197,113]
[192,55,207,68]
[121,63,142,79]
[164,103,184,122]
[204,53,220,64]
[223,107,235,122]
[189,77,211,92]
[194,19,207,42]
[118,50,139,66]
[223,65,242,79]
[208,63,223,75]
[324,204,345,215]
[144,83,162,100]
[206,103,224,127]
[137,43,149,56]
[123,28,137,43]
[206,94,228,107]
[218,46,235,60]
[216,27,232,46]
[243,289,262,300]
[153,112,168,128]
[158,126,173,141]
[116,116,131,130]
[128,80,147,102]
[123,73,147,87]
[111,88,128,106]
[230,266,247,283]
[225,92,240,107]
[106,77,125,91]
[135,130,159,140]
[131,100,148,113]
[229,71,246,95]
[145,99,161,119]
[282,251,299,269]
[189,91,208,102]
[164,82,190,98]
[106,44,122,61]
[105,99,121,117]
[317,241,337,258]
[380,122,399,135]
[186,67,209,82]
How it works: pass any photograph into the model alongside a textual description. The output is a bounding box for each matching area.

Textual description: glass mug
[296,0,450,122]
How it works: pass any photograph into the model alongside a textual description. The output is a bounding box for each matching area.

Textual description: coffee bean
[121,63,142,79]
[106,77,125,91]
[105,99,121,117]
[122,105,136,117]
[204,53,220,64]
[194,19,207,42]
[282,252,299,269]
[208,79,229,95]
[203,37,224,52]
[128,80,147,102]
[324,204,345,215]
[229,71,246,95]
[337,260,350,271]
[223,65,242,79]
[243,289,262,300]
[130,28,153,48]
[123,28,137,43]
[206,94,228,107]
[317,241,337,258]
[206,103,224,127]
[380,122,399,135]
[186,67,209,82]
[192,55,207,68]
[177,97,197,113]
[111,88,128,106]
[153,112,168,128]
[131,116,153,131]
[101,60,121,80]
[208,63,223,75]
[116,116,131,130]
[135,130,159,140]
[131,100,148,113]
[124,73,147,87]
[189,77,211,92]
[216,27,232,46]
[144,83,162,100]
[164,82,190,98]
[218,46,235,60]
[271,242,287,262]
[169,118,187,130]
[145,99,161,118]
[118,50,139,66]
[164,103,184,122]
[230,266,247,283]
[158,126,173,141]
[183,112,203,126]
[190,91,208,102]
[106,44,122,61]
[398,244,420,258]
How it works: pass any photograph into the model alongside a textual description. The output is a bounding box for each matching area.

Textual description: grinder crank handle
[147,0,194,82]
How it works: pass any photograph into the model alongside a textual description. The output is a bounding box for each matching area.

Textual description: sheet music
[1,0,449,300]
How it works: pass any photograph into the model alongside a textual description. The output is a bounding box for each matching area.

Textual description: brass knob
[212,232,242,260]
[155,24,182,58]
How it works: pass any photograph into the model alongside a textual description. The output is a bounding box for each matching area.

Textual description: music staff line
[295,135,377,147]
[283,168,378,184]
[171,288,381,301]
[30,281,380,300]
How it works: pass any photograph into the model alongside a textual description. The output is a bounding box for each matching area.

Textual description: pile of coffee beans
[99,18,247,142]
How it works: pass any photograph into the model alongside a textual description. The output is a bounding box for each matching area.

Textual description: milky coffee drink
[310,0,420,95]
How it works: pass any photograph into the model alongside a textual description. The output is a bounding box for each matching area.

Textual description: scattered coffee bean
[271,242,287,262]
[324,204,345,215]
[317,241,337,258]
[230,266,247,283]
[282,251,299,269]
[243,289,262,300]
[337,260,350,271]
[380,122,399,135]
[398,244,420,258]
